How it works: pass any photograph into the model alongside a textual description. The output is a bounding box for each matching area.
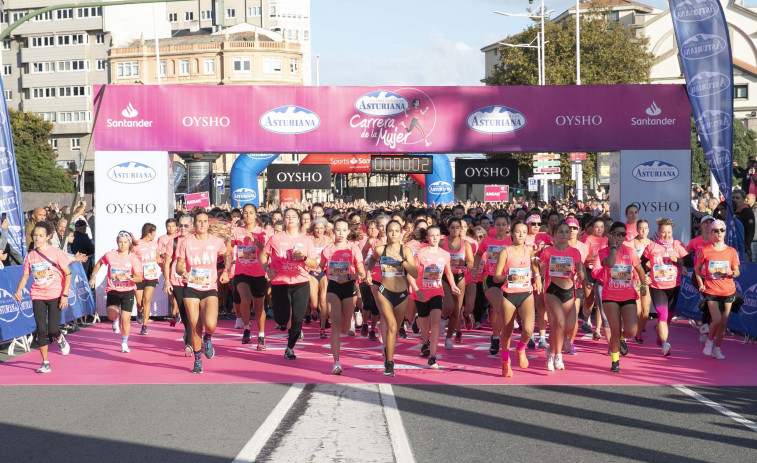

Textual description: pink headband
[525,215,540,224]
[710,220,726,231]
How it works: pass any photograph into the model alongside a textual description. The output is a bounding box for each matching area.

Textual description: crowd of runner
[17,200,742,376]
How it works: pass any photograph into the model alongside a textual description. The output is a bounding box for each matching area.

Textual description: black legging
[173,285,191,342]
[33,299,61,347]
[272,282,310,349]
[472,281,486,323]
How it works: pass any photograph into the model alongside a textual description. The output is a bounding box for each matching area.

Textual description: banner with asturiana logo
[0,77,27,256]
[668,0,737,250]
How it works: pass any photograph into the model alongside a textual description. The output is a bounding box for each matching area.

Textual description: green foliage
[690,117,757,186]
[9,109,74,193]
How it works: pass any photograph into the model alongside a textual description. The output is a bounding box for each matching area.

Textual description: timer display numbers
[370,155,433,174]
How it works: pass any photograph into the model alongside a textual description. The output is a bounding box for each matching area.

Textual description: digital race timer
[370,155,434,174]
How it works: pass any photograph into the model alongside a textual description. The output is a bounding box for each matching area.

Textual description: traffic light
[515,188,521,195]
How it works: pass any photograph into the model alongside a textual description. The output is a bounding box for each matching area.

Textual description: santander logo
[121,103,138,118]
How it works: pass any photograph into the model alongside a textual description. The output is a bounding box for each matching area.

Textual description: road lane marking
[379,383,416,463]
[673,385,757,433]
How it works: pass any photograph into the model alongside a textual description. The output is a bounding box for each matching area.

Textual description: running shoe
[112,319,120,334]
[428,355,439,370]
[242,329,251,344]
[137,311,143,325]
[593,330,602,341]
[361,323,369,337]
[398,326,407,339]
[303,316,311,326]
[412,317,420,334]
[311,309,319,322]
[257,336,266,351]
[56,335,70,356]
[332,361,342,375]
[712,347,725,360]
[662,342,671,357]
[184,344,193,357]
[546,352,555,372]
[634,335,644,344]
[284,347,297,360]
[355,312,363,327]
[700,323,710,334]
[610,361,620,373]
[445,338,454,350]
[502,360,513,377]
[140,326,148,336]
[174,312,182,325]
[347,329,356,336]
[474,322,483,330]
[527,336,536,350]
[569,343,577,355]
[325,320,332,329]
[513,318,520,330]
[517,349,529,369]
[298,330,304,341]
[562,337,571,354]
[703,339,714,356]
[320,329,327,339]
[384,361,395,377]
[121,343,130,353]
[554,353,565,370]
[699,333,709,343]
[36,361,51,373]
[421,341,431,357]
[489,336,500,356]
[454,330,462,343]
[234,318,243,329]
[537,338,547,349]
[620,338,628,356]
[192,358,203,374]
[369,330,377,341]
[203,338,215,359]
[581,322,593,333]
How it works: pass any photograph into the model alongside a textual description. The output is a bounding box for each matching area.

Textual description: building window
[247,7,261,16]
[185,11,194,21]
[270,6,277,17]
[159,60,166,77]
[49,139,58,151]
[58,111,91,123]
[303,30,310,41]
[290,59,298,73]
[203,58,215,75]
[201,10,212,20]
[77,7,102,18]
[2,65,11,76]
[31,36,55,48]
[606,11,620,24]
[96,59,106,71]
[32,62,55,73]
[233,57,251,73]
[56,34,89,46]
[57,9,74,20]
[179,59,190,76]
[263,57,282,73]
[735,85,748,99]
[2,39,10,50]
[38,112,56,122]
[95,33,105,45]
[168,13,178,22]
[226,8,236,19]
[116,61,139,78]
[57,60,90,72]
[2,12,8,24]
[32,11,53,22]
[71,138,81,150]
[12,12,27,23]
[32,88,56,99]
[58,86,91,97]
[4,90,11,101]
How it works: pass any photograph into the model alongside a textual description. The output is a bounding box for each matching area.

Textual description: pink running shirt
[177,234,227,291]
[23,247,70,300]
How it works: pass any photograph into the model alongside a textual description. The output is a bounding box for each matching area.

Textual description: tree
[9,109,74,193]
[484,8,655,191]
[691,117,757,187]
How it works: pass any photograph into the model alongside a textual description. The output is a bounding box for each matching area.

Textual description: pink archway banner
[93,84,690,153]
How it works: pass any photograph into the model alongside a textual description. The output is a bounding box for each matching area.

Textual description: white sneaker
[513,318,520,330]
[699,323,709,335]
[332,361,342,375]
[56,335,70,356]
[712,347,725,360]
[546,353,555,372]
[355,312,363,327]
[444,338,454,350]
[112,320,120,334]
[554,353,565,370]
[36,361,51,373]
[703,339,713,356]
[234,318,243,329]
[121,343,130,353]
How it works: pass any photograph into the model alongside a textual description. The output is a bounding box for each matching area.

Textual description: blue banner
[229,153,280,207]
[0,77,27,256]
[0,262,95,343]
[424,153,455,204]
[668,0,738,252]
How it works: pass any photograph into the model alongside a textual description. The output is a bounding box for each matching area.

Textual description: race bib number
[548,256,573,279]
[487,245,505,264]
[237,245,257,264]
[31,262,54,286]
[380,256,404,277]
[507,267,531,290]
[708,261,730,280]
[450,253,466,273]
[610,265,633,287]
[328,260,349,281]
[143,262,160,281]
[422,265,443,288]
[653,263,676,283]
[188,268,212,290]
[110,267,132,288]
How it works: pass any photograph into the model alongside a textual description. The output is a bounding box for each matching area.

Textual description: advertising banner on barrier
[300,154,372,173]
[0,263,94,343]
[266,164,331,189]
[455,159,518,185]
[0,76,27,257]
[186,192,210,209]
[93,85,691,154]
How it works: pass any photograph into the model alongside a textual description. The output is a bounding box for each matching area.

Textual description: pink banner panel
[93,85,691,153]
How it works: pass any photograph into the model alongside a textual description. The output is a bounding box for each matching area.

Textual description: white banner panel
[610,150,692,243]
[94,151,172,316]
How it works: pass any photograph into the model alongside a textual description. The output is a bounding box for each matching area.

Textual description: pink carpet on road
[1,319,755,386]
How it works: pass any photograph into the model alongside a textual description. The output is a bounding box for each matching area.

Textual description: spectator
[25,207,48,249]
[733,160,757,195]
[70,219,95,277]
[0,217,23,266]
[733,189,755,261]
[748,194,757,262]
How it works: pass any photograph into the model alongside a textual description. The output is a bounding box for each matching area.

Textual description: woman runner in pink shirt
[14,222,72,373]
[162,215,193,356]
[89,231,144,353]
[441,217,473,348]
[157,218,180,325]
[632,219,652,343]
[134,223,159,336]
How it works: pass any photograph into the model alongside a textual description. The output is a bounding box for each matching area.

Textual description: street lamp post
[575,0,584,201]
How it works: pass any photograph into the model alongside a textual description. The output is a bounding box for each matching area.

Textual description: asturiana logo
[75,274,91,302]
[705,146,731,171]
[354,91,409,117]
[260,106,320,134]
[107,103,153,128]
[632,160,679,183]
[673,0,718,23]
[0,287,22,323]
[232,188,257,202]
[739,283,757,316]
[680,34,727,61]
[107,162,157,184]
[428,181,453,195]
[466,106,526,134]
[688,71,730,97]
[244,153,279,161]
[695,110,731,135]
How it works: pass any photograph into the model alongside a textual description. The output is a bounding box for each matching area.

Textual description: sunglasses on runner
[530,222,541,226]
[712,228,726,233]
[177,224,190,229]
[613,232,627,237]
